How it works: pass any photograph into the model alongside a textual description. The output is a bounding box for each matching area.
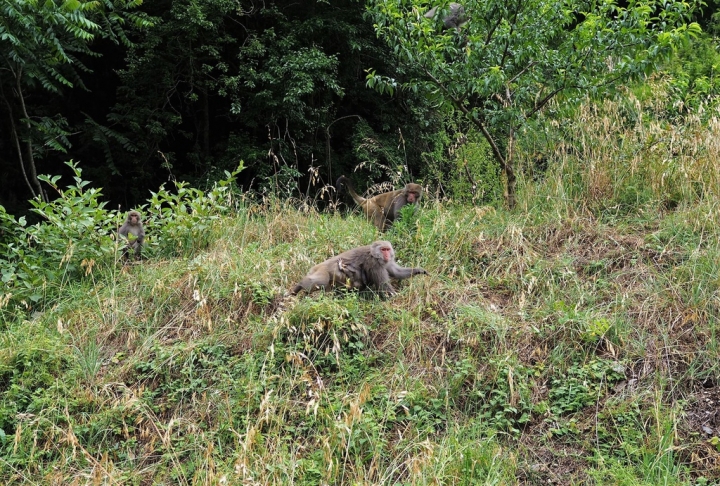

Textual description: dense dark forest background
[1,0,718,215]
[1,0,450,215]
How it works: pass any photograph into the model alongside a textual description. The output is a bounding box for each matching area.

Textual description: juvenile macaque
[424,2,466,31]
[336,175,423,231]
[338,258,366,289]
[291,240,427,297]
[118,210,145,260]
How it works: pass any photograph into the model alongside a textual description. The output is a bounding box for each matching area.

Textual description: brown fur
[118,210,145,259]
[336,176,423,231]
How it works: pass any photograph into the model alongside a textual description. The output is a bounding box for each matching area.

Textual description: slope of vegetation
[2,82,720,484]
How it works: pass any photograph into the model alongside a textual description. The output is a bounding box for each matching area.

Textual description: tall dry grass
[520,82,720,223]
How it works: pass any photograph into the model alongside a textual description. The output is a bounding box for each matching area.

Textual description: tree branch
[421,65,508,174]
[15,67,46,201]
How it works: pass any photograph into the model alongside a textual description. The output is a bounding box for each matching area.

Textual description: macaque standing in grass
[118,210,145,260]
[336,176,423,231]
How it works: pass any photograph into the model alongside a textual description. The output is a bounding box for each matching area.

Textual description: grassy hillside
[2,86,720,484]
[2,193,720,484]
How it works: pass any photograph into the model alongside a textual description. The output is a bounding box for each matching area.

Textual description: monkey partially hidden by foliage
[336,176,423,231]
[424,2,467,31]
[118,210,145,260]
[291,240,427,297]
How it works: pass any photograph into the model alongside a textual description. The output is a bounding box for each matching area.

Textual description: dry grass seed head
[473,223,539,279]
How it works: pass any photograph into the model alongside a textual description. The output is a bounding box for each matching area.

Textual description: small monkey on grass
[291,240,427,297]
[118,210,145,260]
[336,176,423,231]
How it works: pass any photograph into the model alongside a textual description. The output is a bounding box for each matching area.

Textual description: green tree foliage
[662,32,720,116]
[100,1,418,199]
[0,0,151,203]
[366,0,701,208]
[83,0,449,204]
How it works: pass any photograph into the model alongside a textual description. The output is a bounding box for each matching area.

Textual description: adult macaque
[424,2,466,31]
[118,210,145,259]
[336,175,423,231]
[291,240,427,297]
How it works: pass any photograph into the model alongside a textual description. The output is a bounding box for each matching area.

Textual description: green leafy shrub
[278,295,368,376]
[549,359,626,416]
[0,162,245,320]
[148,164,244,257]
[446,135,503,205]
[132,342,242,408]
[662,33,720,119]
[451,356,534,434]
[0,329,71,453]
[0,161,116,315]
[595,403,645,460]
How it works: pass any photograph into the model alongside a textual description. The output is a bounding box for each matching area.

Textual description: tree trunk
[202,88,210,157]
[468,116,516,210]
[9,123,37,199]
[504,159,516,210]
[505,125,516,210]
[15,68,46,201]
[422,69,517,208]
[1,68,45,201]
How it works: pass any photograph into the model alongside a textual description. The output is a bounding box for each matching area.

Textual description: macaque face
[380,246,393,262]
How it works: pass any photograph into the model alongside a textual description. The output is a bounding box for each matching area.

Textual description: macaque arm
[292,277,319,295]
[386,263,427,280]
[370,271,396,296]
